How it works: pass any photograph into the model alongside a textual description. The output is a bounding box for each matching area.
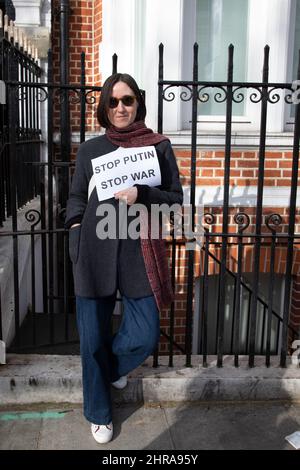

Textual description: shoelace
[94,424,112,432]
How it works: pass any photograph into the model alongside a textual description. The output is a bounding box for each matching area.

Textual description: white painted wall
[101,0,184,132]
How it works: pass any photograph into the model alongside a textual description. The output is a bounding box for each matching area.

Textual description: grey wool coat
[65,134,183,299]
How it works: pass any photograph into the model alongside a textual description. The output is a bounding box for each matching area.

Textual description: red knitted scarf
[106,120,169,148]
[106,121,174,310]
[139,210,174,311]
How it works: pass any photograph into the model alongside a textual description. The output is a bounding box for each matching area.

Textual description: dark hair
[97,73,146,128]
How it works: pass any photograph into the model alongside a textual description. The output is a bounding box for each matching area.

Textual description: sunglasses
[108,95,136,109]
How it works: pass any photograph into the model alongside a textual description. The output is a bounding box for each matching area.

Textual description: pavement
[1,400,300,451]
[1,354,300,451]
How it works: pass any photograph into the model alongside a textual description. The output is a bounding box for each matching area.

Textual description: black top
[65,134,183,299]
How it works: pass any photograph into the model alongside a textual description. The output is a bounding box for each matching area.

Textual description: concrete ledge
[1,354,300,404]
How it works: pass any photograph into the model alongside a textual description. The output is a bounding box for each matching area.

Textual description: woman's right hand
[70,223,81,229]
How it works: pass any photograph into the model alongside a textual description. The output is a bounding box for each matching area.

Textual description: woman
[65,73,183,444]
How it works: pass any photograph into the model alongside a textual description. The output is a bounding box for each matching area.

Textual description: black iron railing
[0,43,299,370]
[0,13,42,227]
[157,43,300,368]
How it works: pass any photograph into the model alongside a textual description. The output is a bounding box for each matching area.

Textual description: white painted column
[101,0,137,81]
[246,0,291,132]
[101,0,184,132]
[265,0,291,132]
[142,0,183,132]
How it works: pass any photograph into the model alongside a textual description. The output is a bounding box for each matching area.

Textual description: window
[197,0,249,116]
[292,0,300,81]
[290,0,300,119]
[102,0,298,134]
[193,273,285,355]
[182,0,297,134]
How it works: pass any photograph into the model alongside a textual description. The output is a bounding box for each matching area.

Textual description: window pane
[197,0,249,116]
[292,0,300,80]
[291,0,300,118]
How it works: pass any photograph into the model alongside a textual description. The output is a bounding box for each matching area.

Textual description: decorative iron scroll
[265,213,282,233]
[179,85,193,102]
[25,209,41,228]
[203,212,215,226]
[161,84,294,105]
[85,89,98,105]
[234,212,250,232]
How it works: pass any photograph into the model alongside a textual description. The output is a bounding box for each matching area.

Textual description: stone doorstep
[0,354,300,405]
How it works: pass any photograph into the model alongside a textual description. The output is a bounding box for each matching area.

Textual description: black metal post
[47,49,54,341]
[265,215,280,366]
[184,43,198,367]
[8,46,20,346]
[168,225,177,367]
[217,44,234,367]
[59,0,70,208]
[112,53,118,74]
[201,220,212,367]
[233,213,249,366]
[157,43,164,134]
[80,51,86,144]
[280,51,300,367]
[30,221,36,346]
[248,45,270,367]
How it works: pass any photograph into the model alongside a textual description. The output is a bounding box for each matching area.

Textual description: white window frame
[181,0,294,134]
[101,0,184,132]
[285,0,300,130]
[101,0,296,140]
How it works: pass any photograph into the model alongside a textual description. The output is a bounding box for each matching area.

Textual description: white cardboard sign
[91,146,161,202]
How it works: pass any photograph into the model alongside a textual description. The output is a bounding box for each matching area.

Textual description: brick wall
[158,148,300,352]
[51,0,102,160]
[175,149,297,187]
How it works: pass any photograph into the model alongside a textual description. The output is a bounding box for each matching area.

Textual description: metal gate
[1,32,300,367]
[157,43,300,368]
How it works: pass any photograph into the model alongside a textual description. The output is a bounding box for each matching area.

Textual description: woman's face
[107,81,138,128]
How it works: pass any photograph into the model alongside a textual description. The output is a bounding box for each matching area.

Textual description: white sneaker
[111,375,128,390]
[91,422,113,444]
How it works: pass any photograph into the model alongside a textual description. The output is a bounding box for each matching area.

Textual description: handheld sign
[91,146,161,202]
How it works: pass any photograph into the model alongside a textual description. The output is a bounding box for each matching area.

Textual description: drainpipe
[59,0,70,207]
[0,0,15,20]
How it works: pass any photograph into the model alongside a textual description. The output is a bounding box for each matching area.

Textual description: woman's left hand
[114,187,138,205]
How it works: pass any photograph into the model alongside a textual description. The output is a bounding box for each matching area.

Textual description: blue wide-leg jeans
[76,294,160,425]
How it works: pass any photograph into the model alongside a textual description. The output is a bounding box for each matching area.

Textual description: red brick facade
[52,0,102,152]
[175,149,298,188]
[160,149,300,350]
